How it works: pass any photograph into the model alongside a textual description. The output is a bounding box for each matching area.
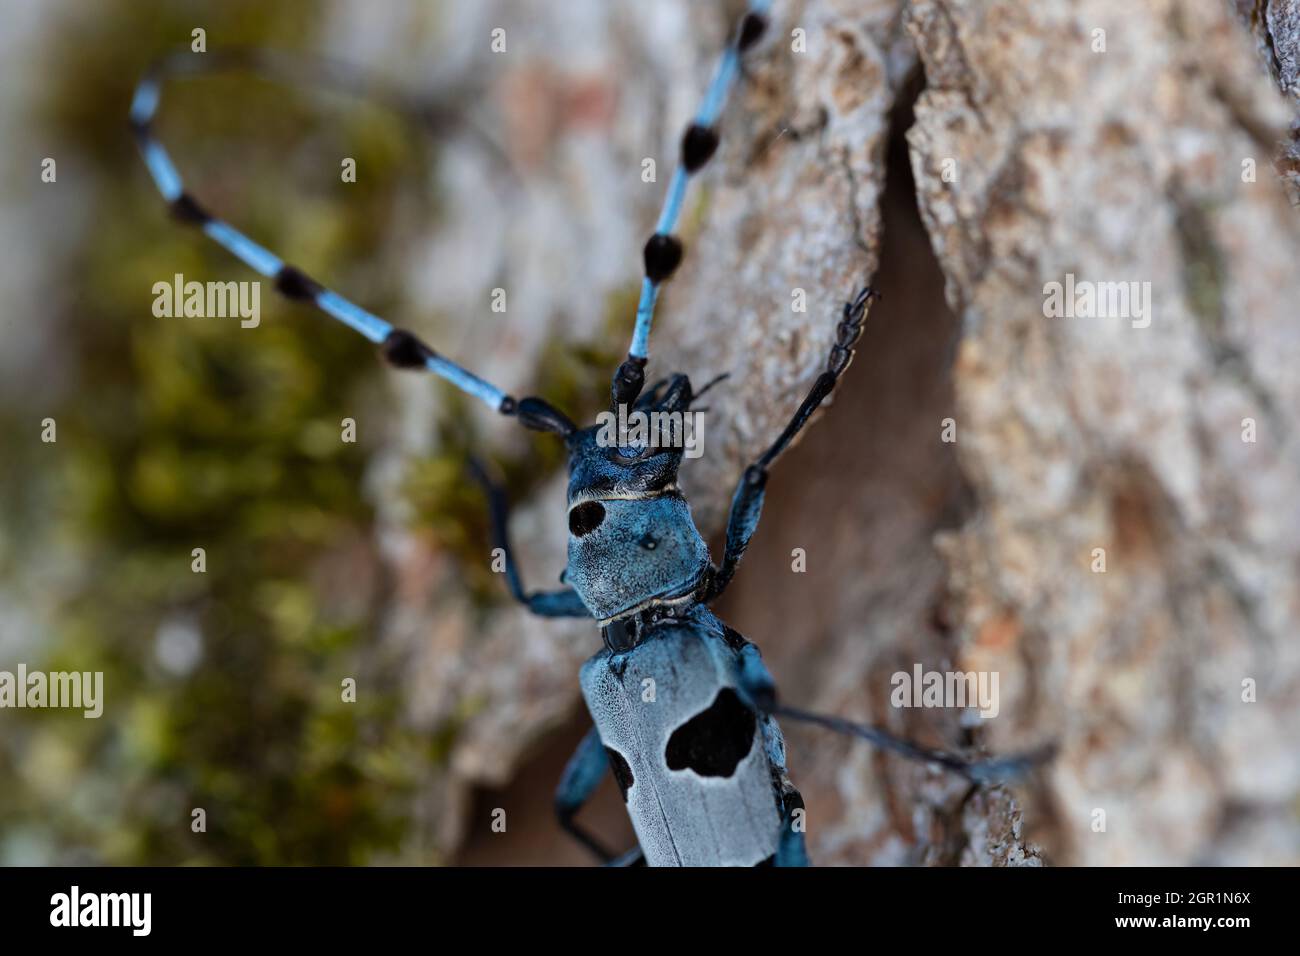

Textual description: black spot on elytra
[568,500,606,537]
[605,747,634,802]
[664,688,756,777]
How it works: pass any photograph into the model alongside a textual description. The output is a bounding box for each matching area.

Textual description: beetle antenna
[610,0,774,410]
[129,49,570,435]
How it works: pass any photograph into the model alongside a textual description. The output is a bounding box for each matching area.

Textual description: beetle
[131,0,1048,866]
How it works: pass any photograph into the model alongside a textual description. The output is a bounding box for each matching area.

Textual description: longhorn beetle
[131,0,1051,866]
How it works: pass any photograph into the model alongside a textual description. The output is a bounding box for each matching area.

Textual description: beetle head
[561,374,711,623]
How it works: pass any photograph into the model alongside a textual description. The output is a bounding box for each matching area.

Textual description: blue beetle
[131,1,1048,866]
[468,286,874,866]
[469,286,1041,867]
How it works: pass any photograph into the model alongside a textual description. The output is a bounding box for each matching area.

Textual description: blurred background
[1,0,1297,866]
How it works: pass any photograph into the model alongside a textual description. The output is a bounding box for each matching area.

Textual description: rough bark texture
[1236,0,1300,202]
[362,0,1300,865]
[907,0,1300,866]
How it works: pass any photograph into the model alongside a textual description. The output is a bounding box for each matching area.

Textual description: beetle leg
[773,704,1057,784]
[467,459,592,618]
[709,288,879,598]
[554,726,643,865]
[774,786,810,867]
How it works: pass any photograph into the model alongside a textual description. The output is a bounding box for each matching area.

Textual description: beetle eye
[568,501,606,537]
[610,434,652,463]
[612,450,647,466]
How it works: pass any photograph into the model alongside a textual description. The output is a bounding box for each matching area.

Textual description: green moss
[1172,193,1226,340]
[0,0,457,865]
[399,293,626,611]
